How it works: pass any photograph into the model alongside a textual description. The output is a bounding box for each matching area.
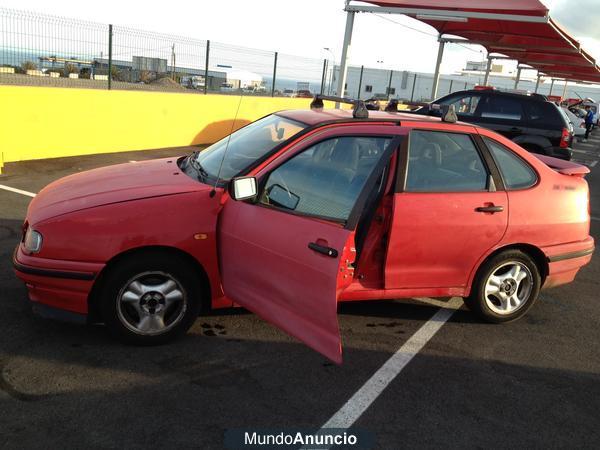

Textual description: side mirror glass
[231,177,257,201]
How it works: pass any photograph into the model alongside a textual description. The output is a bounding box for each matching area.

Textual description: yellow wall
[0,85,340,171]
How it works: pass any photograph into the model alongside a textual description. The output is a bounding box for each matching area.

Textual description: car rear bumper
[542,237,595,289]
[12,245,104,318]
[546,146,573,161]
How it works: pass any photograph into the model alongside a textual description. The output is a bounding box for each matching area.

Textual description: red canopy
[358,0,600,83]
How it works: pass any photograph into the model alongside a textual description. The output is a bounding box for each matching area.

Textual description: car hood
[28,157,207,223]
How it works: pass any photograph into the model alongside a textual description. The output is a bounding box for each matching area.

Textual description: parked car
[410,90,574,160]
[13,106,594,363]
[296,89,312,98]
[364,95,389,111]
[562,107,586,139]
[282,89,296,97]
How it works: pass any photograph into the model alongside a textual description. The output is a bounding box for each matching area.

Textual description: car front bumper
[12,245,104,322]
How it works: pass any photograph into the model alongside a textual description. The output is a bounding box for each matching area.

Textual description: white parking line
[311,297,462,444]
[0,184,36,198]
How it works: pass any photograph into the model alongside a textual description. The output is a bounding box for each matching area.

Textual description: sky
[3,0,598,76]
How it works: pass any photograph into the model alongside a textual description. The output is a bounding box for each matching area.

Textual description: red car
[13,103,594,363]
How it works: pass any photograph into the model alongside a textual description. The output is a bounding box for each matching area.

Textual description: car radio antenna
[210,92,244,198]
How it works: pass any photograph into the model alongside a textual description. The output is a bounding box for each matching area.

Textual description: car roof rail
[310,94,369,119]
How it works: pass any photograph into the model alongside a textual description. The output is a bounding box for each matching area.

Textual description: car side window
[480,96,523,121]
[260,136,392,222]
[439,94,482,116]
[484,137,537,190]
[406,130,488,192]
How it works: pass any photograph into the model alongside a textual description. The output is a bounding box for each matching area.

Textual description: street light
[323,47,336,95]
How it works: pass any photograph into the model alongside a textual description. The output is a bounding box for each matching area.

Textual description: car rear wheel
[100,253,202,345]
[464,250,541,323]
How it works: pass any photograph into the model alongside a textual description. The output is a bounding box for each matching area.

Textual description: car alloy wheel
[483,261,533,315]
[464,249,541,323]
[116,271,187,336]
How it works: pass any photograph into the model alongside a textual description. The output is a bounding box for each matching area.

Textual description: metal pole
[108,24,113,90]
[431,38,445,100]
[410,73,417,102]
[204,40,210,94]
[387,70,393,100]
[464,81,468,90]
[448,79,454,94]
[357,65,364,99]
[271,51,278,97]
[321,59,327,95]
[562,80,569,99]
[549,78,555,96]
[336,10,355,106]
[534,73,541,93]
[328,61,334,95]
[514,66,522,89]
[483,56,493,86]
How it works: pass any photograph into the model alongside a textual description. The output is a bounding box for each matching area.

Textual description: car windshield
[194,114,306,183]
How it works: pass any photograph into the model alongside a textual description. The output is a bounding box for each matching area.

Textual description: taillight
[560,127,570,148]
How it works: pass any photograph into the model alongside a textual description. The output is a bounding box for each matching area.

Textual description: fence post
[410,73,417,101]
[387,70,394,99]
[320,59,327,95]
[108,24,113,90]
[357,65,364,99]
[271,52,278,97]
[204,40,210,94]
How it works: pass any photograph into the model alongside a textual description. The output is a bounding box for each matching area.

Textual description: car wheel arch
[465,243,548,297]
[87,245,212,323]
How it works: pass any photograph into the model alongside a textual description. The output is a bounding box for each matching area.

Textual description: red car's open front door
[217,133,402,363]
[218,200,356,363]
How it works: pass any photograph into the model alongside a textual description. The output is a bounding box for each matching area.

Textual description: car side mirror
[230,177,257,201]
[276,127,285,140]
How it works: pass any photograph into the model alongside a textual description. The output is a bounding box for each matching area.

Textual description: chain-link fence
[0,7,476,101]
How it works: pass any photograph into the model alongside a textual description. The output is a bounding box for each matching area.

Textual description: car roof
[277,108,451,126]
[451,89,547,102]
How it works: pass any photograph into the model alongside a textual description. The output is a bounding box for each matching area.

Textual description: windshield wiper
[187,150,209,181]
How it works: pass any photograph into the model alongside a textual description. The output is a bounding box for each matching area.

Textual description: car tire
[464,250,541,323]
[99,252,202,345]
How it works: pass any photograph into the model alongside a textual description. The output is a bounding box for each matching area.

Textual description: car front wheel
[100,253,202,344]
[465,250,541,323]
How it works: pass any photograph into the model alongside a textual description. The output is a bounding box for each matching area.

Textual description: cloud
[551,0,600,41]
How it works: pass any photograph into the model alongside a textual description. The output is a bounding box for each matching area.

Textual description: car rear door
[385,126,508,291]
[219,128,402,363]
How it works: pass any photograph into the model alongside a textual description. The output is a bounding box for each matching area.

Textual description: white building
[328,64,600,102]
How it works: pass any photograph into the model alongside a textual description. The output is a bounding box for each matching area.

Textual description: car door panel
[385,191,508,289]
[219,200,354,363]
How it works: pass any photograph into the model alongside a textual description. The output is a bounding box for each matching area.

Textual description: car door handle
[476,205,504,213]
[308,242,338,258]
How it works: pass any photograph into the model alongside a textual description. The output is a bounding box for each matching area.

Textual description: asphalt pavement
[0,138,599,449]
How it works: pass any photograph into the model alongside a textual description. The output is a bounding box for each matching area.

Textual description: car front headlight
[23,228,43,254]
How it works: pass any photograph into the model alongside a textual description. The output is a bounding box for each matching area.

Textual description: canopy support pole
[534,73,541,93]
[549,78,555,96]
[483,57,493,86]
[336,10,355,107]
[431,38,445,100]
[514,66,522,89]
[562,80,569,99]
